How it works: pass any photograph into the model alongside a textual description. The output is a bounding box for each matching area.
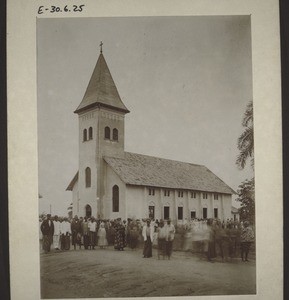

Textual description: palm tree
[236,101,254,170]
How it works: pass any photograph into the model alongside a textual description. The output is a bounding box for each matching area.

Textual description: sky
[37,16,253,216]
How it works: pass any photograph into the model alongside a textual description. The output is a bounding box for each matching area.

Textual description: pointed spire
[75,52,129,114]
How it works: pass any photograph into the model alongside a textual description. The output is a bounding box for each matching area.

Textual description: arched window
[89,127,93,140]
[85,204,92,218]
[83,129,87,141]
[104,126,110,139]
[112,185,119,212]
[112,128,118,141]
[85,167,91,188]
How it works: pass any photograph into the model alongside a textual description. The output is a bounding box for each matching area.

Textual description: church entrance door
[85,205,92,218]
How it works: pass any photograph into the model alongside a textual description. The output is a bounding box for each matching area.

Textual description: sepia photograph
[37,16,256,298]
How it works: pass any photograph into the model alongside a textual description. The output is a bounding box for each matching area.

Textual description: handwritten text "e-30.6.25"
[38,5,85,14]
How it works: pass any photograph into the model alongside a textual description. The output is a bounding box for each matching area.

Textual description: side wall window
[85,167,91,188]
[105,126,110,139]
[112,185,119,212]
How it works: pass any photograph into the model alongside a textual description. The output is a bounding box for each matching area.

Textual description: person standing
[142,219,154,258]
[128,221,139,250]
[97,223,108,249]
[157,220,167,259]
[240,221,254,262]
[114,218,126,251]
[82,217,90,250]
[165,219,175,259]
[52,215,61,251]
[71,215,82,250]
[61,217,71,250]
[203,218,216,262]
[40,214,54,254]
[88,217,97,249]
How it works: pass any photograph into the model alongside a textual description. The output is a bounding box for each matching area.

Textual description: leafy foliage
[236,178,255,223]
[236,101,255,224]
[236,101,254,170]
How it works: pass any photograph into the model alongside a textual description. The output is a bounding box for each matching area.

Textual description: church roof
[66,171,78,191]
[104,152,235,194]
[74,53,129,114]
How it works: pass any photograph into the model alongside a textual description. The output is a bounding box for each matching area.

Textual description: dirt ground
[40,246,256,298]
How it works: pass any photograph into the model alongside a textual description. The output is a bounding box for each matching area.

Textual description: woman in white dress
[97,223,108,249]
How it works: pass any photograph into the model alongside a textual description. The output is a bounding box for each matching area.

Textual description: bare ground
[40,247,256,298]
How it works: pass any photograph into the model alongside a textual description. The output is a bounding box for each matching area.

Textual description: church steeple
[74,47,129,114]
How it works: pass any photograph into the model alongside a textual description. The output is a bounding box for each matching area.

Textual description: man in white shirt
[60,217,71,250]
[142,219,154,258]
[88,217,97,249]
[53,215,61,250]
[165,219,175,259]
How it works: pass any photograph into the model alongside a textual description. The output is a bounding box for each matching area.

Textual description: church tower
[74,44,129,218]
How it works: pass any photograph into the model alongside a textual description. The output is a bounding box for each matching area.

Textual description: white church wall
[104,163,126,220]
[188,192,200,219]
[78,109,99,217]
[98,109,125,159]
[72,180,78,217]
[72,180,98,218]
[222,194,233,221]
[126,185,146,220]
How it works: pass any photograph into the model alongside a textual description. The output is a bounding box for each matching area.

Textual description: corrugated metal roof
[74,54,129,114]
[104,152,235,194]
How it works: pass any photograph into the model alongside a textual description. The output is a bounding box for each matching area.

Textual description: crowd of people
[40,215,255,262]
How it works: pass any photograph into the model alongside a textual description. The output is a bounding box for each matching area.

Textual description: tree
[236,178,255,223]
[236,101,254,170]
[236,101,255,223]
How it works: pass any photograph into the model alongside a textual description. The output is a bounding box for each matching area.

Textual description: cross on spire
[100,41,103,54]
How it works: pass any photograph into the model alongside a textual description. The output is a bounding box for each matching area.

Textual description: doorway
[203,207,207,219]
[85,204,92,218]
[164,206,170,220]
[148,206,155,219]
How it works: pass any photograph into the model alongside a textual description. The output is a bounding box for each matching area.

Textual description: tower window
[203,193,208,199]
[104,126,110,139]
[112,128,118,141]
[89,127,93,140]
[83,129,87,141]
[85,167,91,188]
[112,185,119,212]
[214,194,219,200]
[178,191,183,198]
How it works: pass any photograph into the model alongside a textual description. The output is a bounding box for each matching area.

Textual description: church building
[66,46,235,222]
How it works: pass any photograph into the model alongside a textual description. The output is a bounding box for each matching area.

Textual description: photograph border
[7,1,282,299]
